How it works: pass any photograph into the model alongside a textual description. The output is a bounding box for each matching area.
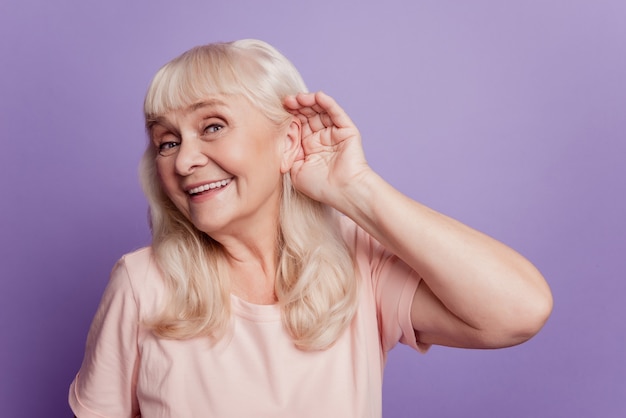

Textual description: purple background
[1,1,624,417]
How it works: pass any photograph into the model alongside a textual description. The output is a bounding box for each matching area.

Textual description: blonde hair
[140,39,358,350]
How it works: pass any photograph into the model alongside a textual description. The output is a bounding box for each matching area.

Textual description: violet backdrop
[1,0,624,417]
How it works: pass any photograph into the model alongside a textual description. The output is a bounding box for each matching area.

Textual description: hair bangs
[144,40,308,128]
[144,44,243,122]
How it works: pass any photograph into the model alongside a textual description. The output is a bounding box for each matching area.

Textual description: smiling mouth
[188,178,233,195]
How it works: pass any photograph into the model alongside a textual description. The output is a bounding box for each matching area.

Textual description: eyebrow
[147,97,229,131]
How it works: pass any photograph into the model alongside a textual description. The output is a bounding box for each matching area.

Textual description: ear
[280,117,302,174]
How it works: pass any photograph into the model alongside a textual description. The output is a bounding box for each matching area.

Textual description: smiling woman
[68,39,552,417]
[149,95,290,243]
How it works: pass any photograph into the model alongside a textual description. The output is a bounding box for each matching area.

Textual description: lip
[185,177,234,197]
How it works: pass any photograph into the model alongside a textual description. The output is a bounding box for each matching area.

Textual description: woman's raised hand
[283,92,371,207]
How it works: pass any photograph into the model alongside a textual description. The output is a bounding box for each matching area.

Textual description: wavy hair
[140,39,357,350]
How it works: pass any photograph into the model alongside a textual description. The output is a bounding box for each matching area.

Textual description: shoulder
[108,246,164,319]
[336,214,389,268]
[336,214,424,352]
[336,213,372,253]
[117,246,155,277]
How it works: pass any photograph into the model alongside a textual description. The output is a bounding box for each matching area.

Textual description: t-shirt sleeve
[343,217,431,354]
[69,257,141,418]
[373,249,430,354]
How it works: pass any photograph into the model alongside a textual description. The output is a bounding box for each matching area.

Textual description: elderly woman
[69,39,552,417]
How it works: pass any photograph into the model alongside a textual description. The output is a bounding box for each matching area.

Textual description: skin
[153,90,553,349]
[283,91,553,349]
[151,94,300,303]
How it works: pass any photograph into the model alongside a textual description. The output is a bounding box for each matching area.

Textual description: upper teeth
[188,178,232,195]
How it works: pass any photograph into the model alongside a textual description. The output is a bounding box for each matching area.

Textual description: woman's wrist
[333,168,384,225]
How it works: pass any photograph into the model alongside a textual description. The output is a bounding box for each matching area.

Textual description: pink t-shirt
[69,218,428,417]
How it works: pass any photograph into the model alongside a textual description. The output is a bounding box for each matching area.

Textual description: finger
[288,92,317,108]
[302,111,327,133]
[286,92,354,130]
[283,93,319,113]
[300,119,315,138]
[313,92,355,129]
[284,103,325,131]
[287,106,330,134]
[285,92,354,134]
[285,93,322,114]
[283,94,303,110]
[294,104,324,119]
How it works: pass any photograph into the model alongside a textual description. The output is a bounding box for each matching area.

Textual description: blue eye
[204,124,223,134]
[158,141,180,156]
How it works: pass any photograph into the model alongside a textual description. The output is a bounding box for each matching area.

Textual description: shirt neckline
[230,294,281,322]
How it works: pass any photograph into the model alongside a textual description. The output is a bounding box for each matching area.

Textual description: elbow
[477,282,553,349]
[496,284,554,348]
[502,264,554,347]
[517,286,553,343]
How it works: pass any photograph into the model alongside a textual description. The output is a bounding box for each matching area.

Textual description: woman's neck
[216,229,280,305]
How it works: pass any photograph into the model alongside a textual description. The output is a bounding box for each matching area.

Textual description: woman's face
[150,94,292,238]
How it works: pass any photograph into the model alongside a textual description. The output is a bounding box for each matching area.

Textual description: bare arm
[342,170,551,348]
[284,92,552,349]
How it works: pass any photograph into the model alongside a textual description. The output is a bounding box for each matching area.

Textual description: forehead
[148,94,271,132]
[179,95,232,116]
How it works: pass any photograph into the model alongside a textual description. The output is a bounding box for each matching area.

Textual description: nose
[174,134,209,176]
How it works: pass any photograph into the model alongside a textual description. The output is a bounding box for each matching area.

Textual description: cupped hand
[283,91,371,206]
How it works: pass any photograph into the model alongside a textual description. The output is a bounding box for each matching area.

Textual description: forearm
[285,90,551,346]
[336,169,552,336]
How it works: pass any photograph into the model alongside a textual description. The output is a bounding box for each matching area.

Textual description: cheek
[154,160,167,182]
[214,142,269,174]
[154,160,178,193]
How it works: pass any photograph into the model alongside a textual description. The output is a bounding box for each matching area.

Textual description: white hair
[140,39,358,350]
